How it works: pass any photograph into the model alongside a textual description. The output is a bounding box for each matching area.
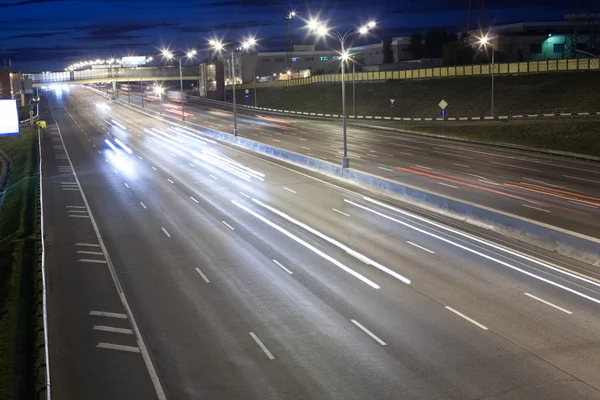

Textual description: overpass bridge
[25,66,205,87]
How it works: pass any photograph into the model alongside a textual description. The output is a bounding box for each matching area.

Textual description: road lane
[44,88,600,399]
[108,88,600,238]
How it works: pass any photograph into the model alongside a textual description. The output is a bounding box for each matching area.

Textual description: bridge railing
[26,66,202,84]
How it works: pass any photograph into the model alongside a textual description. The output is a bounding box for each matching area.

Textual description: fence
[230,58,600,90]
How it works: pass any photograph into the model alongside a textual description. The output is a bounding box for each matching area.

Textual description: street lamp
[307,19,376,168]
[155,86,165,116]
[477,33,495,117]
[209,37,258,136]
[161,48,197,121]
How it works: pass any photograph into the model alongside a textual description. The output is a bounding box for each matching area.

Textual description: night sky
[0,0,572,72]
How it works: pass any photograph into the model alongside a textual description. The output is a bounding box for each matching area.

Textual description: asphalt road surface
[110,86,600,239]
[41,86,600,399]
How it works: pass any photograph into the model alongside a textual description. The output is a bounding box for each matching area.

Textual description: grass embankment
[0,127,43,399]
[233,71,600,117]
[391,119,600,158]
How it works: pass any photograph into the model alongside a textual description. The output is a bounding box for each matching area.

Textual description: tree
[410,32,423,59]
[442,41,475,66]
[382,36,395,64]
[424,29,448,58]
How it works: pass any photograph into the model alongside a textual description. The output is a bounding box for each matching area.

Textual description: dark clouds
[0,0,574,72]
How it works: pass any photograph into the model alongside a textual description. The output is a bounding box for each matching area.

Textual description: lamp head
[307,19,319,31]
[242,37,257,49]
[316,25,328,36]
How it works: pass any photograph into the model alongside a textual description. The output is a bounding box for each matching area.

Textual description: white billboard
[121,56,147,67]
[0,99,19,137]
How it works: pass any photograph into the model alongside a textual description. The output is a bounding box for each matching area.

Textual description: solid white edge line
[195,267,211,283]
[524,292,573,315]
[249,332,275,360]
[96,343,140,353]
[38,125,51,400]
[406,241,435,254]
[161,227,171,237]
[445,306,489,330]
[350,319,387,345]
[222,221,235,230]
[89,311,127,319]
[93,325,134,335]
[51,106,167,400]
[272,259,293,274]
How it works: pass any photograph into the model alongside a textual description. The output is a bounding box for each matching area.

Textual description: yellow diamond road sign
[438,99,448,110]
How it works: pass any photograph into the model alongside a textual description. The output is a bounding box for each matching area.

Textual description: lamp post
[161,49,197,121]
[209,37,257,137]
[307,19,376,169]
[254,75,258,107]
[478,34,495,117]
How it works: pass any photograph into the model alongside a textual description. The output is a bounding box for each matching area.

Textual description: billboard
[0,99,19,137]
[121,56,147,67]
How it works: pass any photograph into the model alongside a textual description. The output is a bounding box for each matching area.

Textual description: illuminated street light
[477,32,496,117]
[209,36,258,137]
[159,48,197,121]
[306,19,377,168]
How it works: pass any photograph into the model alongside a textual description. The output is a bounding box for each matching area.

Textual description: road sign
[438,99,448,110]
[390,99,395,104]
[440,109,447,118]
[245,89,249,94]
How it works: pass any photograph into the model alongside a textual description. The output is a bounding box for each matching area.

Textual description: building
[222,38,415,84]
[221,45,342,85]
[0,70,10,99]
[349,37,414,65]
[470,15,600,62]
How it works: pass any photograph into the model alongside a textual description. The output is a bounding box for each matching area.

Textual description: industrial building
[470,14,600,61]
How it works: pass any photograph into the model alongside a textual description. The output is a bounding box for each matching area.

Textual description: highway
[41,86,600,399]
[113,86,600,239]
